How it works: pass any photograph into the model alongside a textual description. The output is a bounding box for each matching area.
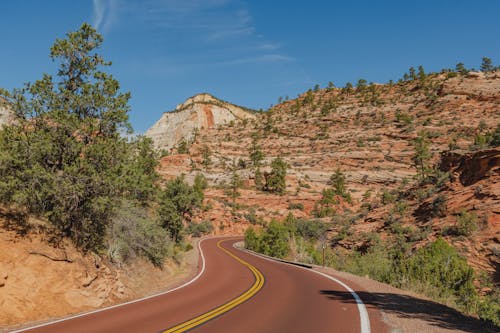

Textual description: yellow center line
[162,239,265,333]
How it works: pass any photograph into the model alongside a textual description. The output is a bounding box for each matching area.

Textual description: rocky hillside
[155,70,499,280]
[145,93,256,151]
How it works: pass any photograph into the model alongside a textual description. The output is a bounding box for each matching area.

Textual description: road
[12,237,385,333]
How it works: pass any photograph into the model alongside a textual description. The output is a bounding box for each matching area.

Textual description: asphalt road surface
[12,237,385,333]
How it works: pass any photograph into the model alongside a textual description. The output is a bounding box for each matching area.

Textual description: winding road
[12,237,386,333]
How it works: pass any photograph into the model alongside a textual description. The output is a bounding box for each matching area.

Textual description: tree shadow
[320,290,497,333]
[0,207,30,235]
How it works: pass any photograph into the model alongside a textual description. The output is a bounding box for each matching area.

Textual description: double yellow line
[162,240,265,333]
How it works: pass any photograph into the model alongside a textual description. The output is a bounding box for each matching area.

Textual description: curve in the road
[162,239,264,333]
[9,236,378,333]
[240,245,371,333]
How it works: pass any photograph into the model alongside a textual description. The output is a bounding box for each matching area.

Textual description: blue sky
[1,0,499,133]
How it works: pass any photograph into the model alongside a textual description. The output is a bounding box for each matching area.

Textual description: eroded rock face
[0,98,15,127]
[145,93,256,151]
[440,149,500,186]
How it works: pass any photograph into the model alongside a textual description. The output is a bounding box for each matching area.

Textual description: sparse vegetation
[264,156,288,194]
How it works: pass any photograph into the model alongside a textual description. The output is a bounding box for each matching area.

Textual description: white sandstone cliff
[145,93,256,151]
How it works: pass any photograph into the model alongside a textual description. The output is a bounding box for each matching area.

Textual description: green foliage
[123,136,159,205]
[185,220,214,237]
[108,202,172,267]
[477,288,500,326]
[225,160,242,206]
[258,220,290,258]
[412,131,432,181]
[472,123,500,148]
[201,145,211,169]
[288,218,328,241]
[193,173,208,194]
[328,169,352,203]
[380,188,396,205]
[245,220,289,258]
[288,202,304,210]
[430,194,447,218]
[492,124,500,147]
[313,169,351,217]
[158,175,204,242]
[480,57,494,72]
[254,167,264,190]
[249,137,264,167]
[456,210,478,236]
[455,62,468,75]
[356,79,367,92]
[313,188,337,217]
[404,238,477,311]
[417,65,426,82]
[343,82,353,94]
[244,227,260,251]
[0,24,159,252]
[395,110,414,127]
[176,138,189,154]
[264,156,288,194]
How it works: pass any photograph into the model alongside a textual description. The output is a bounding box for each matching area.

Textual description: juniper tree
[412,131,432,181]
[158,175,204,242]
[265,156,288,194]
[0,23,150,251]
[249,136,264,167]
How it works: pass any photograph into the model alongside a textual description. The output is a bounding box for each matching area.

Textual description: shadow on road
[320,290,497,333]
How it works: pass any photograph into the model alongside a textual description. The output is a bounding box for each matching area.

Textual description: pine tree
[226,160,242,208]
[455,62,468,75]
[249,137,264,167]
[480,57,493,72]
[265,157,288,194]
[409,66,417,80]
[201,144,211,169]
[158,175,204,242]
[412,131,432,181]
[417,65,426,82]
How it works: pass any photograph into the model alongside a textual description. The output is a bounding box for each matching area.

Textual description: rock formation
[0,97,14,127]
[145,93,256,151]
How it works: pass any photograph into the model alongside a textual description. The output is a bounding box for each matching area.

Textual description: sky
[1,0,499,133]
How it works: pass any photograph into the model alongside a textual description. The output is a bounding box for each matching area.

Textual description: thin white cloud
[92,0,118,33]
[111,0,297,74]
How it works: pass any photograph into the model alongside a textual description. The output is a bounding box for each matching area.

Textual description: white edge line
[9,237,210,333]
[235,243,371,333]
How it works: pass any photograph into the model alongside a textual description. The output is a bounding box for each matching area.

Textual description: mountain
[145,93,256,151]
[156,70,499,280]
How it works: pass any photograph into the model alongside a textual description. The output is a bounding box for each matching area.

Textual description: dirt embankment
[0,223,199,331]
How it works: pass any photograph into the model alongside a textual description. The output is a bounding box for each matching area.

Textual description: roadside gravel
[315,266,497,333]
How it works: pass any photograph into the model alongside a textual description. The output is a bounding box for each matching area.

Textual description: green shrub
[404,238,477,312]
[259,220,290,258]
[158,175,204,242]
[108,202,172,267]
[264,157,288,194]
[288,202,304,210]
[185,220,214,237]
[244,227,260,251]
[456,210,478,236]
